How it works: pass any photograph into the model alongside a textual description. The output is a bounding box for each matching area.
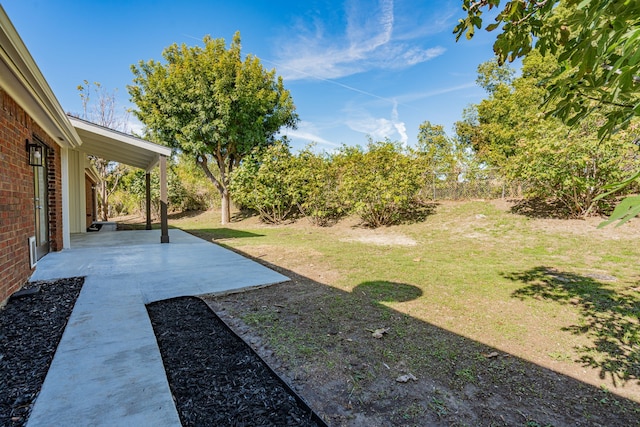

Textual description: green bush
[230,141,301,223]
[294,148,344,226]
[336,140,423,227]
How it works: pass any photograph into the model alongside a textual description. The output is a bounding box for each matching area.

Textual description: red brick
[0,88,62,304]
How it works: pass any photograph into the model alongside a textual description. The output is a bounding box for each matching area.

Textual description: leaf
[598,195,640,228]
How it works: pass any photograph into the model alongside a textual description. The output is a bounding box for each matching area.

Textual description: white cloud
[391,101,408,144]
[275,0,445,81]
[346,101,408,144]
[280,121,340,148]
[347,116,396,141]
[126,117,145,136]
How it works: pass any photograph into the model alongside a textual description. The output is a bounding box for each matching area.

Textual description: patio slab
[26,229,289,427]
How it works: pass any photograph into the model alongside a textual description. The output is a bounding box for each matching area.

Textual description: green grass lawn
[170,200,640,408]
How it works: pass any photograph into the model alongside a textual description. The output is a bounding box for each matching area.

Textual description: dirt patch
[340,231,417,246]
[203,274,640,426]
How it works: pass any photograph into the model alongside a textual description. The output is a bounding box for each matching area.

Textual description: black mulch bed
[147,297,326,427]
[0,278,84,426]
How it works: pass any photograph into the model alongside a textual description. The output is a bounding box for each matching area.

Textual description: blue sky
[3,0,502,152]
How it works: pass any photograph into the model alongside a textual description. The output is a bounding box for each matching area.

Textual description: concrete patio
[26,229,289,426]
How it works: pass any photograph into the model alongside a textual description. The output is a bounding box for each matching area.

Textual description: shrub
[294,148,344,226]
[230,141,301,223]
[336,140,423,227]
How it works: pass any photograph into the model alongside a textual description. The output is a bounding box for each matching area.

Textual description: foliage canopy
[454,0,639,137]
[464,53,640,217]
[128,32,298,223]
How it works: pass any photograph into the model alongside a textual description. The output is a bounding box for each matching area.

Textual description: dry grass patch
[127,200,640,425]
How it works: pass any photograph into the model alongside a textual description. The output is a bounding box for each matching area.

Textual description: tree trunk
[221,191,231,224]
[196,155,231,225]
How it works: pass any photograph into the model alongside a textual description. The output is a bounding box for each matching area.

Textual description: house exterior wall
[0,88,62,305]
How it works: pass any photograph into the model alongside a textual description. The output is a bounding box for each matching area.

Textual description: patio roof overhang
[68,116,172,172]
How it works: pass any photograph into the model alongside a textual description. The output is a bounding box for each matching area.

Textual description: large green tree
[128,32,298,223]
[455,0,640,223]
[455,0,639,135]
[467,52,639,217]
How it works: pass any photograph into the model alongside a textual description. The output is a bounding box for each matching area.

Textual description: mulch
[1,280,325,426]
[147,296,326,427]
[0,278,84,426]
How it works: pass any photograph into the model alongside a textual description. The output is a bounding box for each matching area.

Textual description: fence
[421,170,526,201]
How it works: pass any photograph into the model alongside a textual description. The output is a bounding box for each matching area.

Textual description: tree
[475,58,515,94]
[454,0,639,136]
[229,140,301,224]
[468,52,640,217]
[415,121,456,174]
[455,1,640,224]
[129,33,299,224]
[336,140,423,227]
[76,81,129,221]
[294,147,344,226]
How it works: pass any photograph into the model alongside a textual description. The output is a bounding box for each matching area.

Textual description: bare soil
[203,271,640,427]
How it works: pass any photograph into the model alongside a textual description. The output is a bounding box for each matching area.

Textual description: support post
[145,172,152,230]
[159,155,169,243]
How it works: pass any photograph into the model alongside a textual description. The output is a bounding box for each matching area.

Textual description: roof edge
[0,6,81,148]
[68,116,172,157]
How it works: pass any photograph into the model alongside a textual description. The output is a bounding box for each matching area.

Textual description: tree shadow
[168,210,206,220]
[397,201,439,224]
[201,253,640,426]
[506,266,640,386]
[231,209,258,222]
[188,228,264,240]
[353,281,422,303]
[509,198,573,219]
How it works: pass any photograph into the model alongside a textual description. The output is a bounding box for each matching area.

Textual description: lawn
[153,199,640,425]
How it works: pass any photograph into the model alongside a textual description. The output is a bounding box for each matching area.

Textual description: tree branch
[197,155,224,194]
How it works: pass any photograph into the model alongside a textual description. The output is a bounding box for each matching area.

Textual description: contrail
[260,57,418,110]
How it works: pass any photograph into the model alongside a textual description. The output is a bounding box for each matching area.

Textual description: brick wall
[0,88,62,305]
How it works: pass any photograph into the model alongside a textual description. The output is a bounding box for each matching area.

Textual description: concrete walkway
[26,229,288,426]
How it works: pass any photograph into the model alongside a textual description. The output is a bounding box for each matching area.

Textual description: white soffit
[69,116,171,171]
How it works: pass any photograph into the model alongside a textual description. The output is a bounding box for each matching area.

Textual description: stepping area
[26,229,288,426]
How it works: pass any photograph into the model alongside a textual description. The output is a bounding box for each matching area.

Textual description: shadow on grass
[509,198,573,219]
[196,237,640,425]
[397,201,439,225]
[353,281,423,303]
[506,266,640,387]
[188,228,264,240]
[231,209,258,222]
[168,210,207,220]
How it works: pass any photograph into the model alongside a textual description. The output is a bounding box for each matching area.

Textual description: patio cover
[69,116,170,171]
[68,116,172,243]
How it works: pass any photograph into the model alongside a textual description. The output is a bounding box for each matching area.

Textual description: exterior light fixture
[26,140,43,167]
